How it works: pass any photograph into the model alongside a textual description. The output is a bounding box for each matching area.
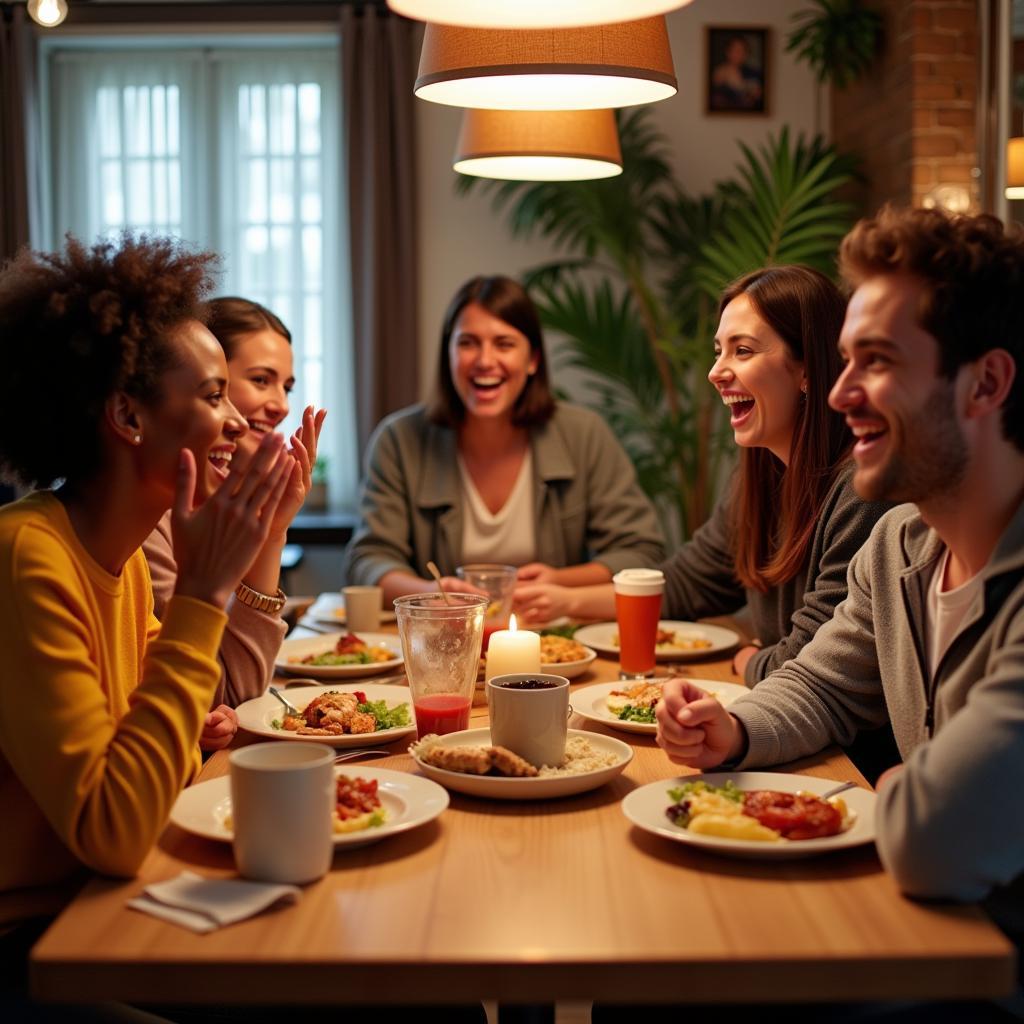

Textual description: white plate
[540,644,598,680]
[410,727,633,801]
[275,632,403,679]
[574,620,740,662]
[622,772,876,859]
[306,592,397,626]
[170,766,448,848]
[571,678,751,735]
[236,684,416,748]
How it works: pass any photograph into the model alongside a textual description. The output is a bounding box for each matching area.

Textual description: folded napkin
[127,870,300,934]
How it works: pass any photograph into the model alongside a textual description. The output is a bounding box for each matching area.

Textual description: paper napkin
[127,870,300,934]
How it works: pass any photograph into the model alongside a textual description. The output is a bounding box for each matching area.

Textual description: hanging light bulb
[1007,138,1024,199]
[27,0,69,28]
[388,0,692,29]
[415,17,676,110]
[454,109,622,181]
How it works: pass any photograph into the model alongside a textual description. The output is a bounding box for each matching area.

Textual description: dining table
[30,614,1017,1009]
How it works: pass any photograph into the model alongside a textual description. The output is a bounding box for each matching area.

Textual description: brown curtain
[0,6,38,264]
[340,5,420,453]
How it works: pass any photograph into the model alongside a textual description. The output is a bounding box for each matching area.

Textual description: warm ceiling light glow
[415,18,676,110]
[389,0,691,29]
[454,109,622,181]
[27,0,68,28]
[1007,137,1024,199]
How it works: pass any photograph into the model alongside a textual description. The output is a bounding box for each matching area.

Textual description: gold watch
[234,581,287,615]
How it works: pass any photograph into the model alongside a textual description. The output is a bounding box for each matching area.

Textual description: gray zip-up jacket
[661,463,890,683]
[730,498,1024,955]
[343,403,665,585]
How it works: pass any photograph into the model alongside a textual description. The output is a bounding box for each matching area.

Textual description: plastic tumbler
[394,593,488,736]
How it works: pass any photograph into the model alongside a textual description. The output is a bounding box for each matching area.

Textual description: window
[43,41,355,507]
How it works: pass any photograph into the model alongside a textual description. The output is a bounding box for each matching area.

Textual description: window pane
[298,83,320,155]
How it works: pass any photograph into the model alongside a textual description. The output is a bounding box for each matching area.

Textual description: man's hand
[656,677,746,769]
[200,705,238,751]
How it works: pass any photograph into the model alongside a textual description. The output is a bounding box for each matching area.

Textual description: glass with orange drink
[612,568,665,679]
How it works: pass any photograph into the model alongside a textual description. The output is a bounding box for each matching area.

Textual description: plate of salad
[236,683,415,748]
[570,679,750,735]
[275,631,403,680]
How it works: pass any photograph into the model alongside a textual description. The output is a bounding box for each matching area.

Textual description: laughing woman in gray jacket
[515,266,892,685]
[343,275,665,605]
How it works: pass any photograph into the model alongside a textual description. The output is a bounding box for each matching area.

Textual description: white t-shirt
[925,547,983,680]
[458,449,536,567]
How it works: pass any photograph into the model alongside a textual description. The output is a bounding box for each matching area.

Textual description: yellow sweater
[0,492,226,928]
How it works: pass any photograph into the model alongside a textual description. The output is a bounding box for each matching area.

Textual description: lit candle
[485,614,541,681]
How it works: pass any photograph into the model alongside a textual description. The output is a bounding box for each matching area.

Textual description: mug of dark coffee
[486,673,569,769]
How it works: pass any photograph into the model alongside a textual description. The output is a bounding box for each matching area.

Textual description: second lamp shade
[416,18,677,110]
[454,109,622,181]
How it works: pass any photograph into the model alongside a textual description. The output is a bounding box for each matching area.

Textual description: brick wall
[831,0,978,215]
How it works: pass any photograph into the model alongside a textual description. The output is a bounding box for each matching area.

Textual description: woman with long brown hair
[515,265,891,683]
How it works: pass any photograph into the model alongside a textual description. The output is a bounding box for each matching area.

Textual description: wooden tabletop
[31,627,1016,1006]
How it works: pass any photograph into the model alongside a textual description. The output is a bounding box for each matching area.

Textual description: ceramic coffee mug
[229,742,335,884]
[487,673,569,769]
[342,585,383,632]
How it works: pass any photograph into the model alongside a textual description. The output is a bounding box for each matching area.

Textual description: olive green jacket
[343,403,665,584]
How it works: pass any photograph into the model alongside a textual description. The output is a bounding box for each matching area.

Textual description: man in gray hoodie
[657,206,1024,986]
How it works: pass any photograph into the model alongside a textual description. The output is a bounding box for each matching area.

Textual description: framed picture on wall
[705,26,769,115]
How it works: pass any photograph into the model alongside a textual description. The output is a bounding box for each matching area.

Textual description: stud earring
[133,434,142,444]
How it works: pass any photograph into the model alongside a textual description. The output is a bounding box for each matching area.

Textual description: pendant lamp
[454,109,622,181]
[388,0,691,29]
[27,0,68,27]
[415,17,676,110]
[1007,138,1024,199]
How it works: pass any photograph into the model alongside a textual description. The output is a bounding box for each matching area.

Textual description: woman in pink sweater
[143,298,326,750]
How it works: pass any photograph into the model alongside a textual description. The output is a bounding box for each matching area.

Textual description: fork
[268,686,302,716]
[334,749,391,763]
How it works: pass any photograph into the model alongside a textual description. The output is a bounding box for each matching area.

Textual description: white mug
[342,585,383,632]
[487,673,569,769]
[229,742,335,884]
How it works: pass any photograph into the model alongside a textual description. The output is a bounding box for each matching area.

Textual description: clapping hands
[171,432,297,609]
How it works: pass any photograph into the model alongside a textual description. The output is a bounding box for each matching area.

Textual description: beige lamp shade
[415,17,677,110]
[389,0,691,29]
[1007,137,1024,199]
[454,109,623,181]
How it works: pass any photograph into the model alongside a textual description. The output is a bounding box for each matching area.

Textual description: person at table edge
[658,206,1024,1003]
[0,235,295,934]
[343,275,665,603]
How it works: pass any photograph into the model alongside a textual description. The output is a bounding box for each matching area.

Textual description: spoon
[268,686,302,717]
[426,560,452,606]
[819,780,859,800]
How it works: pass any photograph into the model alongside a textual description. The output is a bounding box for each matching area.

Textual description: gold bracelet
[234,581,287,615]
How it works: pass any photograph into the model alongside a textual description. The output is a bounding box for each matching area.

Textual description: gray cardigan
[343,403,665,584]
[661,463,890,684]
[729,498,1024,958]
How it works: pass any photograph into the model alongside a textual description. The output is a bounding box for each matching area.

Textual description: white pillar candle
[485,614,541,682]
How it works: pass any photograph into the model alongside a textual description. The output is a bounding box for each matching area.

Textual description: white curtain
[47,44,357,509]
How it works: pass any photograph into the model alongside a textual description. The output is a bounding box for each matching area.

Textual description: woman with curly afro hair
[0,234,297,957]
